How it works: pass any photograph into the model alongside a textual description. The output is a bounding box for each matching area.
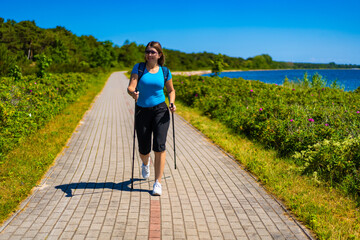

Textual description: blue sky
[1,0,360,64]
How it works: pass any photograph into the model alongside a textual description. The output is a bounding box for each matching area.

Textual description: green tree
[48,39,69,63]
[117,41,145,67]
[252,54,272,69]
[0,43,17,76]
[211,54,228,76]
[90,40,115,67]
[34,54,52,78]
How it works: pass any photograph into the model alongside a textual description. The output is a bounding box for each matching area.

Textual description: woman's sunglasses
[145,50,158,55]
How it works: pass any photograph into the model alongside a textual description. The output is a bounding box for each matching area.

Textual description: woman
[127,41,176,196]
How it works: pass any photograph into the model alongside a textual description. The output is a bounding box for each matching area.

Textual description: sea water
[203,69,360,91]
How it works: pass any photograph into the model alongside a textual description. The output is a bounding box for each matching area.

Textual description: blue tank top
[131,63,172,108]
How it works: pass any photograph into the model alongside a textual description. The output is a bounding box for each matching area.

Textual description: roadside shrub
[0,72,91,158]
[294,136,360,195]
[8,65,22,81]
[173,74,360,198]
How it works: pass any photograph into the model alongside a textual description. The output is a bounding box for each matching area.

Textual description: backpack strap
[161,66,169,84]
[137,62,146,81]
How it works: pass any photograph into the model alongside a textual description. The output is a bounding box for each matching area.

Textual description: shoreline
[172,68,359,76]
[171,70,211,76]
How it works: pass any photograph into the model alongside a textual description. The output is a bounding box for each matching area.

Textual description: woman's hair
[145,41,165,66]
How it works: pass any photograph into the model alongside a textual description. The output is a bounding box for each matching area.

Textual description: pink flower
[308,118,314,122]
[290,119,293,122]
[325,123,329,126]
[195,94,198,97]
[357,111,360,114]
[34,82,37,84]
[292,89,295,91]
[250,89,253,92]
[259,108,263,111]
[181,81,183,84]
[30,90,32,93]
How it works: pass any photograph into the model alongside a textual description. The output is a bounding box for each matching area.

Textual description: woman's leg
[152,103,170,184]
[140,153,150,165]
[135,106,152,166]
[154,151,166,183]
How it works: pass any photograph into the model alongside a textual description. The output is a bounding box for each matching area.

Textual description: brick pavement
[0,72,314,239]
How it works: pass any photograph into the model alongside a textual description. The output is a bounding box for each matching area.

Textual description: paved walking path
[0,72,313,239]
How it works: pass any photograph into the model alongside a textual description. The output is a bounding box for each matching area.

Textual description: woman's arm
[165,79,176,112]
[128,73,139,101]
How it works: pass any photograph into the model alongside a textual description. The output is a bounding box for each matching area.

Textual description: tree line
[1,18,359,77]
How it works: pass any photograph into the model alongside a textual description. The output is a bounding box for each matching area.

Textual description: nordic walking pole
[131,95,137,190]
[170,103,176,169]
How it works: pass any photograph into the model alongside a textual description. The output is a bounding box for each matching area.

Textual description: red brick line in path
[149,199,161,240]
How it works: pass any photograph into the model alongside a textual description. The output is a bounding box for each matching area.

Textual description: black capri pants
[135,102,170,155]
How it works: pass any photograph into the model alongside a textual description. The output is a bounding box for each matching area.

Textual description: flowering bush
[0,73,93,158]
[173,74,360,198]
[294,136,360,195]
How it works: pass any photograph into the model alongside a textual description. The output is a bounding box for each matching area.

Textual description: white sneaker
[152,180,162,196]
[141,157,150,179]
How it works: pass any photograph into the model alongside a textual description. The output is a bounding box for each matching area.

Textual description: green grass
[175,100,360,240]
[0,71,110,224]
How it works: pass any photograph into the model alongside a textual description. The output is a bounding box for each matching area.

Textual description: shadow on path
[55,178,152,197]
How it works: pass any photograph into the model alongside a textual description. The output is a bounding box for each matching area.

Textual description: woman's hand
[169,103,176,112]
[130,91,139,101]
[165,79,176,112]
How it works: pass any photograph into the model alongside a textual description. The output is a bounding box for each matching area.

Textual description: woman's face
[145,47,161,63]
